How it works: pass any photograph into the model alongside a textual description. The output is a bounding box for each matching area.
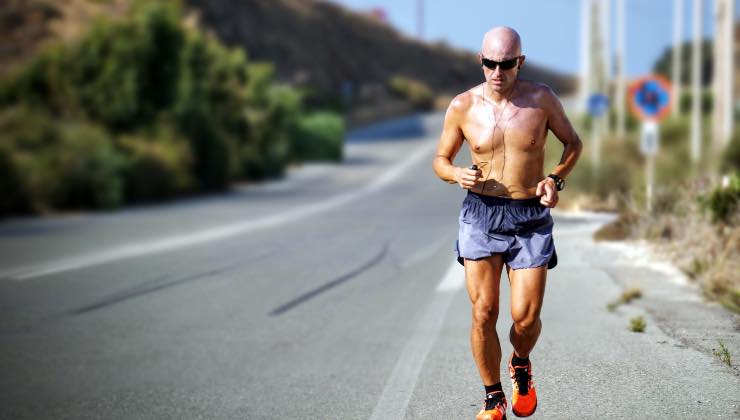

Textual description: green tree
[653,40,713,87]
[0,1,344,216]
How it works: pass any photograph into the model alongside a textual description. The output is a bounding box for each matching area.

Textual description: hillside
[187,0,576,95]
[1,0,577,122]
[0,0,130,75]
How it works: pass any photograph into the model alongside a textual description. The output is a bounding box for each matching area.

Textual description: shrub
[49,122,124,210]
[70,3,184,130]
[721,126,740,172]
[0,107,64,213]
[290,112,345,162]
[238,64,301,179]
[174,29,245,190]
[0,0,326,215]
[698,173,740,224]
[708,282,740,314]
[0,44,70,113]
[2,2,248,194]
[1,3,186,130]
[0,107,124,212]
[659,116,689,148]
[388,75,434,110]
[0,143,33,216]
[678,90,713,114]
[116,125,195,202]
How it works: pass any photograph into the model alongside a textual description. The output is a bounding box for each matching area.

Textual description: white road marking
[435,259,465,292]
[4,140,437,281]
[369,260,464,420]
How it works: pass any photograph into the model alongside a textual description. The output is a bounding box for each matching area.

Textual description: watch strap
[547,174,564,191]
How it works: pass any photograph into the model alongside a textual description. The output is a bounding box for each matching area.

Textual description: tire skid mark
[268,242,389,316]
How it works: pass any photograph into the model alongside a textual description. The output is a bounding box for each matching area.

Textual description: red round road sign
[628,75,674,122]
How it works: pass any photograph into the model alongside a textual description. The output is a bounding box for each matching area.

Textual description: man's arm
[432,94,482,188]
[543,87,583,180]
[535,86,583,207]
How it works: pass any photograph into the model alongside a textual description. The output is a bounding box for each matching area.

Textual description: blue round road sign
[587,93,609,117]
[628,75,673,122]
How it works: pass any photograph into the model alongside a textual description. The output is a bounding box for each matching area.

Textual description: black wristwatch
[547,174,564,191]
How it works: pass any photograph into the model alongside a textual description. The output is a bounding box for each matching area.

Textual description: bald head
[481,26,522,60]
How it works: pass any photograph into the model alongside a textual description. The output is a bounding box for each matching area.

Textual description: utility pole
[672,0,684,116]
[417,0,424,40]
[615,0,626,139]
[690,0,702,163]
[601,0,612,134]
[713,0,735,150]
[580,0,592,114]
[590,0,606,168]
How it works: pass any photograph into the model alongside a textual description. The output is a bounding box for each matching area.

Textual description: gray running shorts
[455,191,557,269]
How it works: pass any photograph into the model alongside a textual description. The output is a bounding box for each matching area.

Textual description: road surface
[1,113,738,419]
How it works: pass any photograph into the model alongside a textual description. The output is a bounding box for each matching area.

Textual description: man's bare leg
[504,265,546,417]
[465,255,505,386]
[506,266,547,357]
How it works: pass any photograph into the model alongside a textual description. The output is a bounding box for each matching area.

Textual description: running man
[432,27,582,419]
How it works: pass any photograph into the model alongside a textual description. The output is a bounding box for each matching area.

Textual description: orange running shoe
[476,391,507,420]
[509,354,537,417]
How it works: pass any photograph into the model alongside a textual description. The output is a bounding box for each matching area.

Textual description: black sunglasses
[481,56,520,71]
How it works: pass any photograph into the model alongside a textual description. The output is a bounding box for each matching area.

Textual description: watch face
[548,175,564,191]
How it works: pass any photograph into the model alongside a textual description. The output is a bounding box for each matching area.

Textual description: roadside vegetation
[0,1,344,217]
[542,90,739,313]
[388,75,435,111]
[591,156,740,313]
[606,287,643,312]
[556,36,740,313]
[628,316,646,333]
[712,340,733,367]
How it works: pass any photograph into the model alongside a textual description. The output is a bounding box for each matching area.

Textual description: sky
[328,0,737,77]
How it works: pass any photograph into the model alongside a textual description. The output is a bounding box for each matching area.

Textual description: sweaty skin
[431,27,583,413]
[432,28,582,206]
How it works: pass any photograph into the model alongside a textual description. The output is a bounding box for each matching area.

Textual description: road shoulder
[588,228,740,378]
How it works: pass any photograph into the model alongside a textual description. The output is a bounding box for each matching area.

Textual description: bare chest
[461,104,548,154]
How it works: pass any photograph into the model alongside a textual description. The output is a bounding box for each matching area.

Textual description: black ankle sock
[484,382,503,395]
[512,354,529,366]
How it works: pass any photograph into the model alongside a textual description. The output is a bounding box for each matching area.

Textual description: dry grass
[606,286,643,312]
[629,316,646,333]
[594,180,740,313]
[643,209,740,313]
[621,287,643,303]
[593,211,637,241]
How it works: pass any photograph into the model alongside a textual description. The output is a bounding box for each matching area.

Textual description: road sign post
[587,93,609,171]
[628,75,673,212]
[640,121,659,212]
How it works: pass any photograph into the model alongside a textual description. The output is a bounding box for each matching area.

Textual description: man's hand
[454,167,483,190]
[536,177,559,208]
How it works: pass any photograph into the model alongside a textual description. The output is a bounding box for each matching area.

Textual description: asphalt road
[1,113,738,419]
